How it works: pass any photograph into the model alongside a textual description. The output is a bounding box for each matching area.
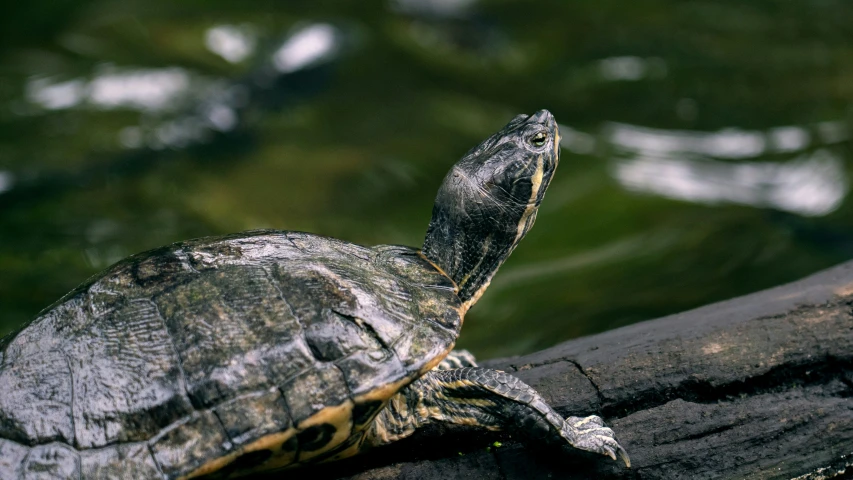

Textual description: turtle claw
[618,445,631,468]
[564,415,631,468]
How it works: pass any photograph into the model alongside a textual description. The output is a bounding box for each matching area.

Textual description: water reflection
[26,67,193,112]
[90,68,192,111]
[205,25,256,63]
[818,121,849,144]
[25,78,86,110]
[609,123,767,159]
[607,122,848,216]
[0,171,13,194]
[392,0,477,17]
[2,1,852,359]
[614,150,846,216]
[598,56,667,82]
[769,126,810,152]
[558,124,596,154]
[27,63,244,152]
[272,24,340,73]
[22,22,343,154]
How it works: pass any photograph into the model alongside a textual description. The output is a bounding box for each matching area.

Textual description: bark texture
[305,261,853,480]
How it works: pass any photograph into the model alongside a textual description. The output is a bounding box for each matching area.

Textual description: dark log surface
[296,260,853,480]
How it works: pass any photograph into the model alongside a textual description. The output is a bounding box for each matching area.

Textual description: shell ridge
[208,409,237,456]
[262,266,318,388]
[328,361,355,403]
[148,299,193,411]
[329,308,389,351]
[172,246,199,275]
[1,233,458,474]
[329,307,412,395]
[146,442,168,479]
[19,447,32,479]
[283,232,308,253]
[64,353,77,451]
[265,266,305,334]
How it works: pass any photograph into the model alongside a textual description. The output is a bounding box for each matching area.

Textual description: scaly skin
[366,367,630,466]
[435,349,478,371]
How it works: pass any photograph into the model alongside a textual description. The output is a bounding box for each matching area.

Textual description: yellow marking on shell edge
[353,377,411,408]
[182,428,302,479]
[182,428,298,479]
[320,432,368,463]
[180,306,464,477]
[183,401,361,478]
[183,451,239,479]
[296,400,354,463]
[419,342,457,375]
[232,429,299,477]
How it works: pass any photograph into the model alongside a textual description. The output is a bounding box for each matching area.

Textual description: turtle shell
[0,230,462,479]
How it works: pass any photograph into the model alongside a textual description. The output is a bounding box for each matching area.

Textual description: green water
[1,1,852,359]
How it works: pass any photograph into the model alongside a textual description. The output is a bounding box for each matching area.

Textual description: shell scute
[281,363,349,426]
[0,348,74,445]
[23,443,80,479]
[0,231,463,477]
[68,298,192,448]
[153,264,307,408]
[0,438,29,479]
[80,443,161,480]
[391,321,456,373]
[213,389,292,447]
[149,410,231,479]
[336,349,407,398]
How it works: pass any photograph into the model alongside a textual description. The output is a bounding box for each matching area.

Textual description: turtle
[0,109,629,479]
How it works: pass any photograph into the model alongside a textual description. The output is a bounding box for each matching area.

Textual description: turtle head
[422,110,560,312]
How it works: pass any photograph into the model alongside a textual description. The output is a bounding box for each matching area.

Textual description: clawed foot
[409,367,629,469]
[564,415,631,467]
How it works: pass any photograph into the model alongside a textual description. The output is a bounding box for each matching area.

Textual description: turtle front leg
[435,349,477,370]
[365,367,630,467]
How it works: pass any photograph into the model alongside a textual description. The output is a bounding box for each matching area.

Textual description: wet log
[308,261,853,480]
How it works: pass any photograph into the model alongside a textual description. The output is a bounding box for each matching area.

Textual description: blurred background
[1,0,852,359]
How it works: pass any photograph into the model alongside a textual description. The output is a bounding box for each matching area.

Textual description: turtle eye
[528,131,548,147]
